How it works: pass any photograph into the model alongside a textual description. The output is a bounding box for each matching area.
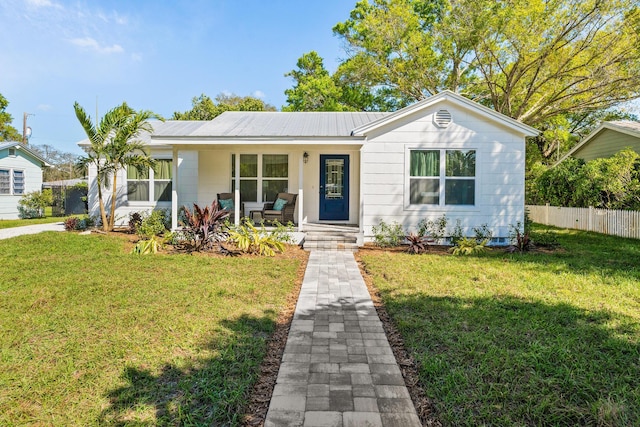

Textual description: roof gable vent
[434,109,452,128]
[8,148,16,156]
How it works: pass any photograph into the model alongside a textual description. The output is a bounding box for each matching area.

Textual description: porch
[163,145,363,233]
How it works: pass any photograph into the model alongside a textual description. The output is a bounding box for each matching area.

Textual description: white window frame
[231,154,289,203]
[0,168,25,196]
[0,168,10,195]
[404,146,479,211]
[13,169,25,195]
[126,158,172,204]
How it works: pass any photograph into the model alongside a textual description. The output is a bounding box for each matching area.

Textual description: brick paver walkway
[264,250,421,427]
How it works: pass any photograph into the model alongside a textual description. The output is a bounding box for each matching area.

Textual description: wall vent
[434,109,452,128]
[8,148,16,156]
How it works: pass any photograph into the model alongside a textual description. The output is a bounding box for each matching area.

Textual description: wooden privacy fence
[527,204,640,239]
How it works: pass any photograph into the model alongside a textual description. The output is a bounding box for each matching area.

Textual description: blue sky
[1,0,356,154]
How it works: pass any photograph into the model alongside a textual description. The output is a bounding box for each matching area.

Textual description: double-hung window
[232,154,288,203]
[0,169,25,195]
[409,149,476,206]
[0,169,10,194]
[127,159,172,202]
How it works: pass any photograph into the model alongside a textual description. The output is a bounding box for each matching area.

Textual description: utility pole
[22,112,34,145]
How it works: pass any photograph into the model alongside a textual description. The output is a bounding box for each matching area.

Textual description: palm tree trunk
[96,176,109,232]
[108,174,118,231]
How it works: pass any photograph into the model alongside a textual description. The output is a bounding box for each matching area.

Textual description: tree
[283,51,352,111]
[30,144,82,182]
[531,149,640,209]
[75,102,161,231]
[0,93,21,142]
[172,93,276,120]
[327,0,640,159]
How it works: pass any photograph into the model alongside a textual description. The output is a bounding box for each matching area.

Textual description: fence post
[588,206,594,232]
[545,203,549,225]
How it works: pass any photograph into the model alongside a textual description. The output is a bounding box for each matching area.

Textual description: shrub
[64,215,94,231]
[64,217,78,231]
[266,220,296,244]
[137,210,168,238]
[508,221,533,253]
[179,201,230,252]
[131,235,164,255]
[75,215,94,230]
[450,237,490,256]
[417,214,448,242]
[472,223,493,244]
[228,221,285,256]
[128,212,143,234]
[372,220,405,247]
[18,190,53,219]
[406,233,430,254]
[449,219,464,246]
[530,229,560,249]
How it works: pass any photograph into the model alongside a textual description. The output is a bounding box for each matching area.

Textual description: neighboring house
[0,142,49,219]
[557,121,640,164]
[80,91,538,244]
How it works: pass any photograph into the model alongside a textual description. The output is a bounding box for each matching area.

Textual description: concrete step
[303,240,359,251]
[304,232,358,242]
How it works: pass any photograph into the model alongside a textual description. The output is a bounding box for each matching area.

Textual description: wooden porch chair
[216,193,243,220]
[261,192,297,225]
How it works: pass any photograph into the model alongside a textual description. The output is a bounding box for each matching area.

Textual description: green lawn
[359,225,640,426]
[0,232,302,426]
[0,216,64,229]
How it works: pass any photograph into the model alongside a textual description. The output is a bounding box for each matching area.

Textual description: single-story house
[556,120,640,164]
[0,141,49,219]
[81,90,538,244]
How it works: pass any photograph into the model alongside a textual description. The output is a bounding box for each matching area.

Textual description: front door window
[324,159,344,200]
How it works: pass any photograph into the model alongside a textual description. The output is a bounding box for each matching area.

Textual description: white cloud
[113,12,127,25]
[69,37,124,54]
[253,90,266,99]
[37,104,53,111]
[25,0,62,9]
[131,52,142,62]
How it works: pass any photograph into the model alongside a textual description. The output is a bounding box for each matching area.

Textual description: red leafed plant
[406,232,430,254]
[180,200,230,251]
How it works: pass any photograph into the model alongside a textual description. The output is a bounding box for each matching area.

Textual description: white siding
[361,101,526,242]
[0,150,44,219]
[86,149,173,226]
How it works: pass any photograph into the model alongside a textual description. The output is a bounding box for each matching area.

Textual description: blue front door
[319,155,349,221]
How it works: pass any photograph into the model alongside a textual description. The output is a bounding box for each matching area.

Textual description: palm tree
[75,102,162,231]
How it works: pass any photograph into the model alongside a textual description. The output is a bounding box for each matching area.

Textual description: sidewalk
[264,250,421,427]
[0,222,65,240]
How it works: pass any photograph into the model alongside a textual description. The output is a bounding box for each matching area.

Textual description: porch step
[303,231,359,251]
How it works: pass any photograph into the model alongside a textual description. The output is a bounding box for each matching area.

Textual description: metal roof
[0,141,50,165]
[152,112,391,138]
[606,120,640,135]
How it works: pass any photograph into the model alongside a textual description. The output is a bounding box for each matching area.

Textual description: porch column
[298,152,304,231]
[171,148,179,230]
[234,152,240,224]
